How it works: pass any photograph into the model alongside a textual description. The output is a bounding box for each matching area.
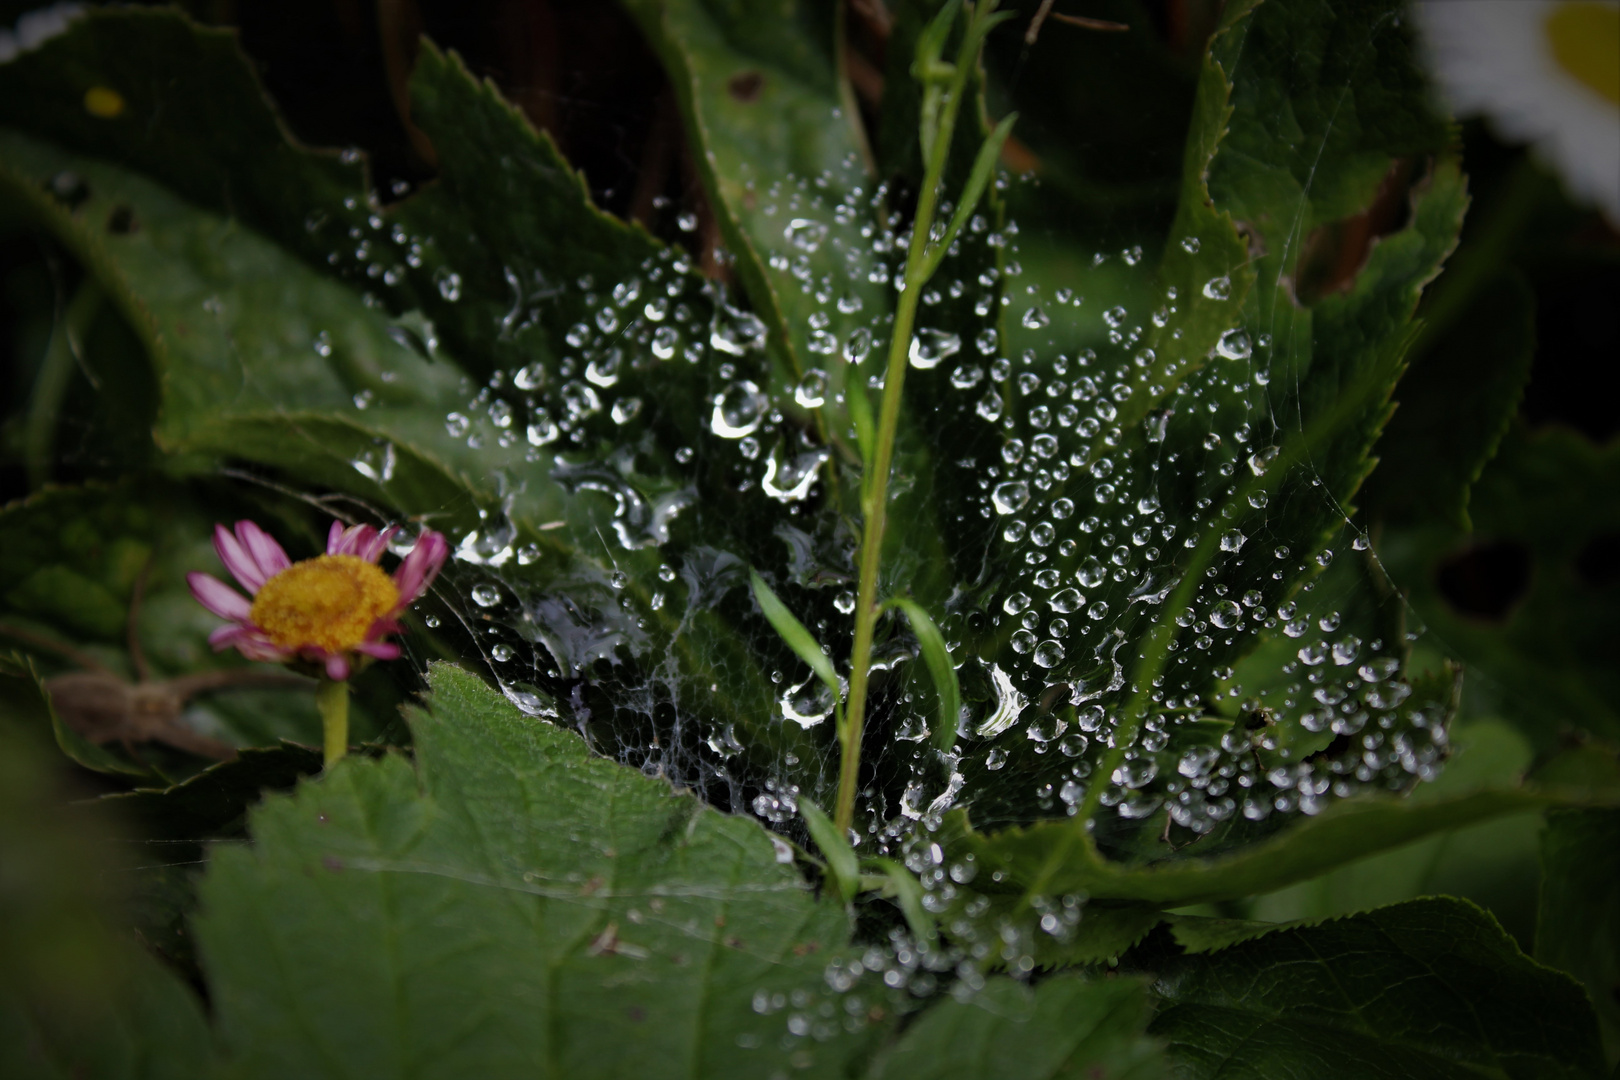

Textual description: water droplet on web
[784,218,829,253]
[975,328,998,354]
[491,644,515,662]
[527,410,559,446]
[992,481,1030,514]
[711,380,767,437]
[677,210,699,233]
[436,268,462,302]
[909,328,961,370]
[1112,758,1158,789]
[445,412,470,438]
[1249,446,1280,475]
[985,747,1008,770]
[586,350,622,388]
[514,362,545,390]
[1216,329,1251,360]
[950,364,983,390]
[611,397,643,424]
[1077,558,1105,588]
[975,663,1027,737]
[1011,629,1037,654]
[1048,588,1083,613]
[1220,529,1247,552]
[1209,600,1242,629]
[1202,275,1230,301]
[472,583,502,607]
[762,447,830,502]
[313,331,332,357]
[833,591,855,614]
[844,327,872,364]
[1003,592,1032,615]
[976,390,1004,421]
[561,380,602,420]
[651,326,679,360]
[1181,236,1201,254]
[781,677,835,727]
[1033,640,1065,668]
[1021,306,1050,329]
[794,369,828,408]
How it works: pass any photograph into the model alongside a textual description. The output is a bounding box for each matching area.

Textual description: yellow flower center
[249,555,399,654]
[1546,2,1620,106]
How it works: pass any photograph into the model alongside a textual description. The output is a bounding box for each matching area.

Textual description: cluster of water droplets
[295,157,1451,1045]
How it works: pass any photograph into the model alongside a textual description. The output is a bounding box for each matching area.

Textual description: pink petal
[235,520,290,580]
[188,572,252,621]
[327,520,347,554]
[360,526,397,564]
[214,525,266,593]
[355,641,400,660]
[324,654,351,681]
[208,624,290,662]
[393,530,448,605]
[331,523,377,558]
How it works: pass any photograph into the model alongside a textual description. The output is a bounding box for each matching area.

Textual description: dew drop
[1215,329,1252,360]
[794,369,829,409]
[909,328,961,370]
[1202,276,1230,301]
[711,381,768,438]
[991,480,1030,515]
[471,583,502,607]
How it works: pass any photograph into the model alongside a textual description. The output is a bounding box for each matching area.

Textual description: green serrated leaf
[0,718,216,1080]
[1538,810,1620,1061]
[195,663,880,1077]
[1380,427,1620,749]
[888,597,960,750]
[1139,897,1608,1080]
[1364,271,1536,528]
[869,972,1165,1080]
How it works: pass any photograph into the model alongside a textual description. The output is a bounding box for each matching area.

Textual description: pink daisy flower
[187,519,448,682]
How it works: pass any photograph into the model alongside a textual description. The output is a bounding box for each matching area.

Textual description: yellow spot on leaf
[249,555,398,654]
[83,86,125,119]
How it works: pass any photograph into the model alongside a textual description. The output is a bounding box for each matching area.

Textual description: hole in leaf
[1293,157,1419,305]
[106,204,137,234]
[1574,531,1620,589]
[1436,540,1532,620]
[727,70,764,102]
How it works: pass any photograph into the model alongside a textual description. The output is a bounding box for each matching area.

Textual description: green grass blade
[889,597,960,750]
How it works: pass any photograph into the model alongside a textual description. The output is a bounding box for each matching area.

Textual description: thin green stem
[316,676,350,767]
[835,10,984,836]
[26,279,101,490]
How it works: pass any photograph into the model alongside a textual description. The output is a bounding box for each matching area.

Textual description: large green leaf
[1140,898,1607,1079]
[941,748,1617,904]
[868,973,1166,1079]
[195,662,885,1078]
[623,0,887,416]
[0,713,216,1080]
[1537,810,1620,1062]
[1378,427,1620,748]
[1362,271,1536,528]
[0,7,359,268]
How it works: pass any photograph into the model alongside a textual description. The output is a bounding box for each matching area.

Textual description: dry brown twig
[1,563,311,763]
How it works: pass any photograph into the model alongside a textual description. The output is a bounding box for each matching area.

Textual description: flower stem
[834,9,985,837]
[316,676,350,767]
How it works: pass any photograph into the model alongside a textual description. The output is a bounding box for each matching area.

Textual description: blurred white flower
[1417,0,1619,223]
[0,3,86,64]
